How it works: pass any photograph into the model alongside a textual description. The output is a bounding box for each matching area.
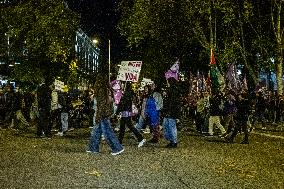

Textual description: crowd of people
[1,77,284,155]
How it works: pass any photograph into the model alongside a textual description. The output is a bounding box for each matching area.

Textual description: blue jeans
[88,118,123,153]
[135,115,144,132]
[61,112,68,132]
[162,117,177,144]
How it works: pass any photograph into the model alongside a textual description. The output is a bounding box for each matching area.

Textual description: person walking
[225,92,250,144]
[50,86,61,131]
[223,93,237,134]
[36,82,52,138]
[145,85,160,143]
[161,77,180,148]
[135,86,150,133]
[208,91,226,137]
[87,74,124,155]
[56,91,70,136]
[116,82,146,147]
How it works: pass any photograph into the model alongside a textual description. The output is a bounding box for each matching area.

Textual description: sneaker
[138,139,146,148]
[144,128,150,134]
[101,135,105,140]
[111,148,124,156]
[55,132,64,136]
[86,150,99,154]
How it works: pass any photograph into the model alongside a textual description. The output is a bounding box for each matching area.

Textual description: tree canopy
[118,0,283,93]
[0,0,79,87]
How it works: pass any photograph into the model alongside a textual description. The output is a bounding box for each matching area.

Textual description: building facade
[75,28,100,90]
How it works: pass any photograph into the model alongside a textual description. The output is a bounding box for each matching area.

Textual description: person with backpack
[145,85,160,143]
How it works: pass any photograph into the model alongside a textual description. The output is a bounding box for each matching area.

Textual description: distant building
[75,28,101,90]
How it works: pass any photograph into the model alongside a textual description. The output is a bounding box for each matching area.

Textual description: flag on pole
[210,49,219,89]
[165,59,180,80]
[210,49,216,65]
[209,49,225,91]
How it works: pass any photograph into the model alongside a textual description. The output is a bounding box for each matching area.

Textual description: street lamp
[92,39,98,45]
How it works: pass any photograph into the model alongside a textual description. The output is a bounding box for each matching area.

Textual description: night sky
[66,0,127,64]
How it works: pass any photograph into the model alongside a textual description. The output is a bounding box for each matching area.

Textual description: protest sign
[138,78,154,90]
[117,61,142,82]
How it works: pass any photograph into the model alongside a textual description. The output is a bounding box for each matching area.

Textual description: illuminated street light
[92,39,98,45]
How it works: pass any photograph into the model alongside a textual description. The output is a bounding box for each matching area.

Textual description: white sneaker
[144,128,150,133]
[86,150,99,154]
[138,139,146,148]
[111,148,124,156]
[55,132,63,136]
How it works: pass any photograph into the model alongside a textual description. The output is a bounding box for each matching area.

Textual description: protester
[50,85,61,131]
[9,87,30,130]
[36,82,52,138]
[3,86,14,128]
[225,92,250,144]
[135,86,150,133]
[196,92,206,133]
[145,85,160,143]
[151,83,163,125]
[0,89,6,126]
[87,74,124,155]
[161,77,180,148]
[116,82,146,147]
[256,91,267,129]
[208,91,226,137]
[223,93,237,134]
[56,91,70,136]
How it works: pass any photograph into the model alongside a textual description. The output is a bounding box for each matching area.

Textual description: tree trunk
[274,1,283,96]
[238,0,258,85]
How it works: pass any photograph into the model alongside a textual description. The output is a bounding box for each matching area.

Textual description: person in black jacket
[225,92,250,144]
[161,77,180,148]
[116,82,146,147]
[36,83,52,138]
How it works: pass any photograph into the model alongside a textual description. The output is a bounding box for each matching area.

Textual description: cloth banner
[165,60,179,80]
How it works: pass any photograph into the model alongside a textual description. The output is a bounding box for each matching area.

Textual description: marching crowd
[1,76,284,155]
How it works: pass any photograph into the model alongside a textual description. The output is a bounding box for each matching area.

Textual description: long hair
[93,74,109,97]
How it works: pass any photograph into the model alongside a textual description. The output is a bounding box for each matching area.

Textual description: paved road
[0,126,283,189]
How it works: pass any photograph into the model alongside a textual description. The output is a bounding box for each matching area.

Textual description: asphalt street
[0,124,283,189]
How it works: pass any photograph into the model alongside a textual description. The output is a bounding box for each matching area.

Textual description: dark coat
[116,88,133,113]
[162,86,180,119]
[209,94,223,116]
[37,84,51,111]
